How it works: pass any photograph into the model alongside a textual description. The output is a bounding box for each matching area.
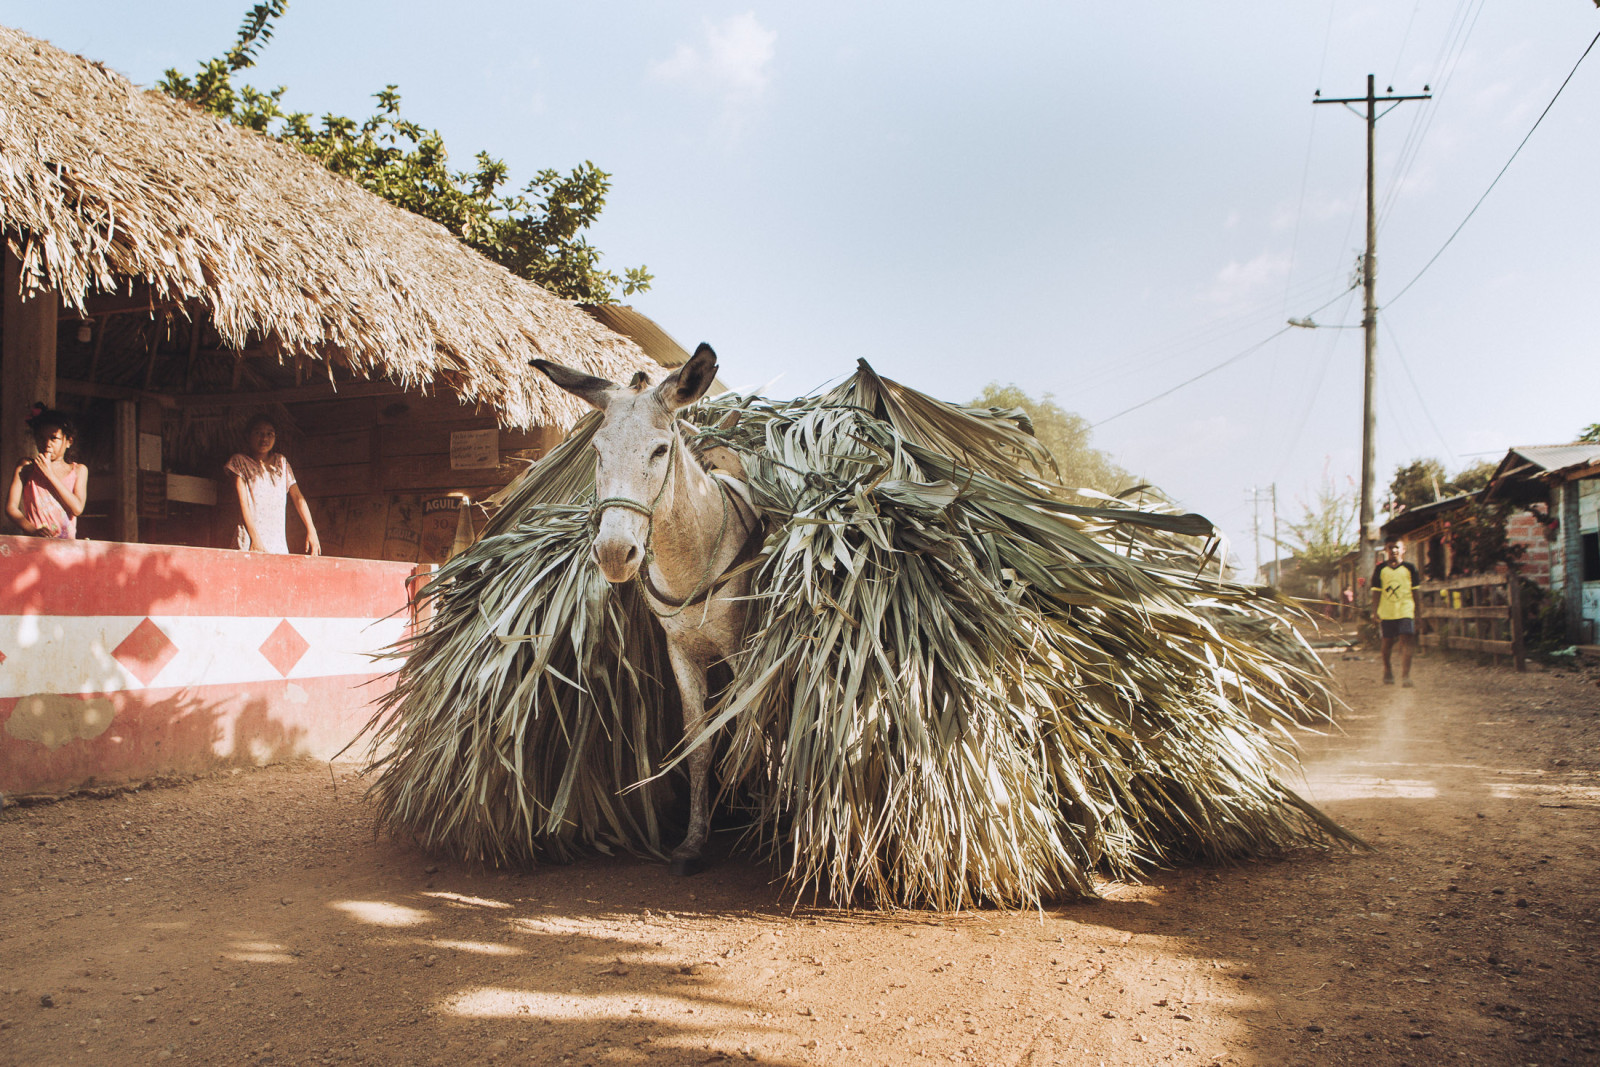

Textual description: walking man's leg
[1399,621,1416,686]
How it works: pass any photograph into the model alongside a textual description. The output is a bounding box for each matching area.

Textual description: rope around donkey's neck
[591,434,737,618]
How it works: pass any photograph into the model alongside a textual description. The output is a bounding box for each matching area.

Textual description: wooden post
[1508,573,1526,672]
[115,399,139,542]
[1,248,59,498]
[1561,479,1583,644]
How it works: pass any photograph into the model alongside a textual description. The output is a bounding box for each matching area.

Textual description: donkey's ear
[655,343,718,410]
[531,359,612,411]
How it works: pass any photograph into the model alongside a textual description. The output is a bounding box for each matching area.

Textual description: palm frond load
[359,361,1352,909]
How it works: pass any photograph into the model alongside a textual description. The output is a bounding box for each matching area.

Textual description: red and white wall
[0,536,420,796]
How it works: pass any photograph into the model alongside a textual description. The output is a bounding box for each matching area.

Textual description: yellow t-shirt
[1374,562,1418,620]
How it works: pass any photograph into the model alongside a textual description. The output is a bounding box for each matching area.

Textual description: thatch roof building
[0,23,671,558]
[0,23,653,430]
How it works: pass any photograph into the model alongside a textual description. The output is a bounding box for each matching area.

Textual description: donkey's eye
[651,444,669,461]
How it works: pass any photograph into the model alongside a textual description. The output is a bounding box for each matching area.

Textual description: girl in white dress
[226,414,321,554]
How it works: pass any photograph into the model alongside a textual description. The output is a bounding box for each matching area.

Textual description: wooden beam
[1418,573,1510,592]
[170,378,413,408]
[86,315,107,384]
[60,286,179,320]
[1422,606,1509,621]
[56,378,178,408]
[184,316,203,392]
[2,249,58,492]
[1562,479,1583,641]
[141,320,161,390]
[1435,636,1514,655]
[114,399,139,542]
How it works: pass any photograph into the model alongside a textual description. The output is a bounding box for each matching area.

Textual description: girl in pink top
[226,414,321,554]
[5,406,87,539]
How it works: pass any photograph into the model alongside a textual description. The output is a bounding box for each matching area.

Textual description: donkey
[532,344,761,875]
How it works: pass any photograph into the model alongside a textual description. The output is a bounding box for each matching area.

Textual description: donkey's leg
[665,642,713,876]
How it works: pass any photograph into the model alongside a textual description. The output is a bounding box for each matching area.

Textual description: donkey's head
[532,344,719,583]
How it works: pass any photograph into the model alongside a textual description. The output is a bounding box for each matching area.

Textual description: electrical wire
[1091,285,1359,428]
[1386,27,1600,307]
[1271,286,1361,482]
[1378,0,1489,229]
[1062,266,1351,398]
[1281,0,1341,318]
[1092,328,1290,429]
[1381,315,1457,466]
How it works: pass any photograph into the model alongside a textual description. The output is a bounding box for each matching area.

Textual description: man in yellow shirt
[1370,539,1422,687]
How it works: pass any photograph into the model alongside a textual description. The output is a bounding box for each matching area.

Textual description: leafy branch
[159,3,651,303]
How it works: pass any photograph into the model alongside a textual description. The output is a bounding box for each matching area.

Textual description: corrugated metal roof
[1506,444,1600,475]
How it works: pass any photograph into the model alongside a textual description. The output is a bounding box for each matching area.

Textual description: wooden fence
[1418,572,1525,672]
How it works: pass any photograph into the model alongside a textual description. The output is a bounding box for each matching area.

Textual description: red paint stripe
[1,536,417,617]
[0,673,395,795]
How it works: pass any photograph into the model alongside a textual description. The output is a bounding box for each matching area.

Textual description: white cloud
[650,12,777,134]
[1200,249,1292,312]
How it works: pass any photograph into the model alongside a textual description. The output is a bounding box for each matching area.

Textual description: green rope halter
[591,434,740,619]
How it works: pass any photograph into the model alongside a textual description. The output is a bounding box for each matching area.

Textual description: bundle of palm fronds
[359,361,1351,909]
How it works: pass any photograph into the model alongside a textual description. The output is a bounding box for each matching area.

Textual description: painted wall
[0,536,417,796]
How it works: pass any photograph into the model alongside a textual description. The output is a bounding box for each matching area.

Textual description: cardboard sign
[450,429,499,470]
[419,496,461,563]
[138,469,167,519]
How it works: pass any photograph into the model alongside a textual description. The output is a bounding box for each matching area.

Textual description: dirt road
[3,655,1598,1066]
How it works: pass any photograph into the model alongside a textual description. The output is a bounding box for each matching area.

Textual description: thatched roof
[0,24,657,429]
[578,304,693,367]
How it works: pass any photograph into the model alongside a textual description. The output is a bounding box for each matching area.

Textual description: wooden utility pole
[1315,75,1430,591]
[1271,483,1281,579]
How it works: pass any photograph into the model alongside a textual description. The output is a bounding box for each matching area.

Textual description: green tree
[1284,477,1357,586]
[1388,457,1499,512]
[971,384,1133,495]
[1579,422,1600,443]
[1447,459,1498,496]
[1388,458,1448,511]
[159,3,651,303]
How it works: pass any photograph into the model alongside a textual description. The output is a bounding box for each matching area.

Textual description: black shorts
[1380,618,1416,639]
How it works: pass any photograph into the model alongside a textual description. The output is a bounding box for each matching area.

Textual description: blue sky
[7,1,1598,571]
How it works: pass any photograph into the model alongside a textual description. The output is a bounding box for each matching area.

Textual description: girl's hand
[306,532,322,556]
[249,537,266,552]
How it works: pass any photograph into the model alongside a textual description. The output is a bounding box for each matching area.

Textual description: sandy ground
[2,654,1599,1067]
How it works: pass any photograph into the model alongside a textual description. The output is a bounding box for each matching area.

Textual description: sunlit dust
[421,891,513,909]
[445,987,702,1021]
[1305,774,1439,800]
[330,900,432,927]
[1488,781,1600,806]
[223,940,297,964]
[426,939,524,956]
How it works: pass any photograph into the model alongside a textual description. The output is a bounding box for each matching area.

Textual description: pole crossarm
[1314,93,1431,104]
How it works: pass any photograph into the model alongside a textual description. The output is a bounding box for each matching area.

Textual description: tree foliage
[971,383,1133,495]
[159,2,651,303]
[1388,457,1498,512]
[1284,477,1357,584]
[1579,422,1600,444]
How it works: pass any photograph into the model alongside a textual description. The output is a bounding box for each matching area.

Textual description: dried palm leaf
[358,362,1353,908]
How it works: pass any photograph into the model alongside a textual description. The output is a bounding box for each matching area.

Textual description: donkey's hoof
[669,855,704,878]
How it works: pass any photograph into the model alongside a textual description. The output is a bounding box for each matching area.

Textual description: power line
[1092,328,1290,429]
[1090,285,1358,428]
[1380,316,1457,466]
[1386,27,1600,308]
[1378,0,1489,229]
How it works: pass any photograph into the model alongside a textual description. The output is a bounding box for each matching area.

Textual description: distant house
[1380,493,1481,582]
[1487,444,1600,645]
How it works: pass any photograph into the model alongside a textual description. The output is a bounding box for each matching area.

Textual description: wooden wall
[281,391,561,564]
